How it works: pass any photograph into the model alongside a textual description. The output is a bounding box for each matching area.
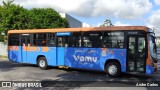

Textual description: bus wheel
[105,62,121,77]
[38,57,48,70]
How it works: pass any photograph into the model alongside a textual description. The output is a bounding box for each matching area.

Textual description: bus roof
[8,26,150,34]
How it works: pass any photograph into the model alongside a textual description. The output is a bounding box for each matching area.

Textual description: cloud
[154,0,160,5]
[94,22,103,27]
[95,21,131,27]
[7,0,152,20]
[114,21,131,26]
[147,9,160,29]
[93,0,152,19]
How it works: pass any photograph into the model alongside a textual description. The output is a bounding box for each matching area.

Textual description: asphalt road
[0,58,160,90]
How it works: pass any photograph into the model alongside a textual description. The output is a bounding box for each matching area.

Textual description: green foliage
[0,4,29,32]
[0,0,30,34]
[2,0,14,8]
[0,0,69,38]
[0,35,4,42]
[100,19,114,27]
[28,8,69,29]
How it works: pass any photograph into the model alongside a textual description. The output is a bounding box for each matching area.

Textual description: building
[59,13,90,28]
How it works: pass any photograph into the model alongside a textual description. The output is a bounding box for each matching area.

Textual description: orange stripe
[23,46,39,51]
[8,26,149,34]
[42,47,49,52]
[22,46,49,52]
[8,46,19,51]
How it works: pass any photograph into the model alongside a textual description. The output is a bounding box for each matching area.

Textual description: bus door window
[64,37,69,47]
[27,37,31,46]
[57,37,69,47]
[137,37,146,72]
[58,37,63,47]
[138,38,145,57]
[127,36,146,72]
[128,37,136,71]
[22,37,26,46]
[21,35,30,47]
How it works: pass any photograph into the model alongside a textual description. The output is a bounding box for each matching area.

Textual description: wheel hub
[108,65,117,75]
[39,60,45,67]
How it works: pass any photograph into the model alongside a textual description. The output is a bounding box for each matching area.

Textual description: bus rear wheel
[105,62,121,77]
[38,57,48,70]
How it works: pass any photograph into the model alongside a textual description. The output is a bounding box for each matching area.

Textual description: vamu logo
[73,55,98,62]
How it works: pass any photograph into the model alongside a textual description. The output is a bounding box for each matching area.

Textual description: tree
[28,8,69,29]
[0,1,29,42]
[100,19,114,27]
[0,4,29,34]
[0,6,4,32]
[2,0,14,8]
[0,0,69,36]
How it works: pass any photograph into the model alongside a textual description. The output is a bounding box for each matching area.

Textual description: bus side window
[103,32,124,48]
[83,31,103,48]
[69,32,81,47]
[83,36,92,47]
[48,33,55,46]
[33,33,47,46]
[9,34,19,46]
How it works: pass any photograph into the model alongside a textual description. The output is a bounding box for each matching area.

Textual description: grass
[0,55,8,58]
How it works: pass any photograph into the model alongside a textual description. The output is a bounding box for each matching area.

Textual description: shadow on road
[40,67,160,89]
[0,59,37,72]
[0,60,19,72]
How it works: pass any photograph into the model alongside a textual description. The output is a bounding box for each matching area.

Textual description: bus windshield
[149,34,157,62]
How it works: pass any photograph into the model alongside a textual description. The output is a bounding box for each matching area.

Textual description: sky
[0,0,160,30]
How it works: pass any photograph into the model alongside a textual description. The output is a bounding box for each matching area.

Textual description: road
[0,58,160,90]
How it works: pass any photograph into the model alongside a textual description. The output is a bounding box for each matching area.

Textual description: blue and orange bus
[8,26,157,77]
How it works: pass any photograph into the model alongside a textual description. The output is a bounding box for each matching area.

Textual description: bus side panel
[21,46,28,63]
[47,47,57,66]
[146,65,154,74]
[8,46,22,62]
[57,47,65,66]
[26,47,57,66]
[65,48,126,72]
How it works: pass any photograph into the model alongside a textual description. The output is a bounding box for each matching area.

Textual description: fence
[0,42,7,56]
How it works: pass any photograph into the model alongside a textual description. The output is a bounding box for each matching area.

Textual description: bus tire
[105,62,121,77]
[38,57,48,70]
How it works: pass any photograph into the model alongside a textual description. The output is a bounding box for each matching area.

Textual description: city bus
[8,26,157,77]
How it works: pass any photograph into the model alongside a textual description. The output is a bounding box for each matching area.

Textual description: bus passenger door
[127,36,146,73]
[21,36,30,63]
[56,36,69,66]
